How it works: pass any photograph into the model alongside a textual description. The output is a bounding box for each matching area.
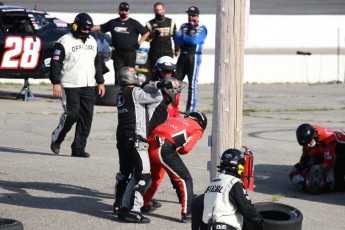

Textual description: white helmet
[155,56,176,79]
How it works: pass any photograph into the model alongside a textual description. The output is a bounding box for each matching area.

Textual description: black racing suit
[115,84,162,213]
[146,17,179,73]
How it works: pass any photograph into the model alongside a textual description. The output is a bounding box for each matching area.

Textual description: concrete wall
[2,13,345,84]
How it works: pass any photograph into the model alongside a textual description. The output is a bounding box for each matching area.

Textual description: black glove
[154,29,161,37]
[157,80,173,89]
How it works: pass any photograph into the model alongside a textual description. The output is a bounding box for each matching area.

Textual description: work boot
[141,203,156,213]
[117,207,129,221]
[181,212,191,223]
[123,211,150,223]
[50,142,60,154]
[71,151,90,158]
[151,199,162,208]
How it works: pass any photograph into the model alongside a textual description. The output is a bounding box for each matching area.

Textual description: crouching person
[289,123,336,194]
[192,149,263,230]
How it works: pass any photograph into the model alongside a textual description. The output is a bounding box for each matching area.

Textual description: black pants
[113,50,136,84]
[160,140,193,215]
[191,194,207,230]
[334,142,345,191]
[51,87,95,153]
[175,53,202,112]
[116,139,151,212]
[114,139,134,207]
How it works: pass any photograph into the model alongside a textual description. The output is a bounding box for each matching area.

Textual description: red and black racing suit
[290,125,336,190]
[143,116,204,215]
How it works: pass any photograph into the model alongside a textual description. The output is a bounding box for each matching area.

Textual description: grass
[271,193,284,202]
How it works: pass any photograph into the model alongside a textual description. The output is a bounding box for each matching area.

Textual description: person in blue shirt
[174,6,207,114]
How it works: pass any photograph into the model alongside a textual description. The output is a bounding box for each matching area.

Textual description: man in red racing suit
[289,124,338,193]
[143,112,207,223]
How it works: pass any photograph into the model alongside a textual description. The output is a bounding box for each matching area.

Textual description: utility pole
[210,0,247,179]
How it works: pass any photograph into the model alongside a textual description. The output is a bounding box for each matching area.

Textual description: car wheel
[95,84,120,106]
[243,202,303,230]
[0,218,24,230]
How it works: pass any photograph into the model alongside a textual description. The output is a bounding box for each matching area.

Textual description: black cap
[119,2,129,10]
[186,6,200,15]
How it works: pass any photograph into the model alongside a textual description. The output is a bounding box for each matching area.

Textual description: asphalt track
[1,83,345,230]
[6,0,345,15]
[1,1,345,229]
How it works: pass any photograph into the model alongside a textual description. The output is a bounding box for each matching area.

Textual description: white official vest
[202,173,243,230]
[59,33,98,88]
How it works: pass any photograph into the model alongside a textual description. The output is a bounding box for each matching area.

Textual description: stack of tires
[243,202,303,230]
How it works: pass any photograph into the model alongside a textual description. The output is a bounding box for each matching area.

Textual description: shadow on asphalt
[145,212,181,223]
[254,164,345,206]
[0,180,114,221]
[0,146,66,157]
[142,198,181,222]
[0,90,55,100]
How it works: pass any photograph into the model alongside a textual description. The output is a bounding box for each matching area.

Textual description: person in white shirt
[50,13,105,158]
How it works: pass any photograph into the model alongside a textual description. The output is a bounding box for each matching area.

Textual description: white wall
[3,13,345,84]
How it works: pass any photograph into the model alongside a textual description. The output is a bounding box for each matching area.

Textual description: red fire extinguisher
[242,146,254,191]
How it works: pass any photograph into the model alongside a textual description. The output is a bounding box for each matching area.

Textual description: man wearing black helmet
[192,149,263,230]
[289,123,345,193]
[143,111,207,223]
[92,2,149,84]
[50,13,105,158]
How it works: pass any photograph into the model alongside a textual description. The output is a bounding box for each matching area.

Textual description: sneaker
[123,211,150,223]
[141,204,156,213]
[50,142,60,154]
[181,212,191,223]
[71,151,90,158]
[151,199,162,208]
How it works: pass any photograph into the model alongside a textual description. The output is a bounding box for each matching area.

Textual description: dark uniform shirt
[146,17,178,56]
[101,18,148,52]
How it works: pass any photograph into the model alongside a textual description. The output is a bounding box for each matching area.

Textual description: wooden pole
[210,0,247,179]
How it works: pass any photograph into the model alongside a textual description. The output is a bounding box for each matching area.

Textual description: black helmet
[155,56,176,79]
[218,148,245,177]
[185,111,207,130]
[296,123,316,146]
[117,67,139,87]
[73,13,93,39]
[160,77,180,106]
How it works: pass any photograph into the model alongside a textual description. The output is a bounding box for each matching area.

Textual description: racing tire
[94,84,120,106]
[243,202,303,230]
[0,218,24,230]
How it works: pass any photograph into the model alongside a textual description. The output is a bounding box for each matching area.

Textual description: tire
[243,202,303,230]
[0,218,24,230]
[94,84,120,106]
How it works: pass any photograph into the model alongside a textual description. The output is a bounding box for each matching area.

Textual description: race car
[0,5,72,79]
[0,5,111,100]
